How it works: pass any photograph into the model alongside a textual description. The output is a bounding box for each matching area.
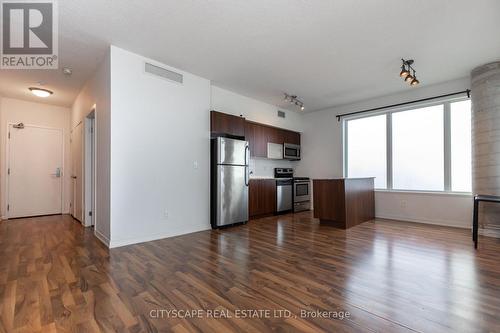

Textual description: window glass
[296,184,308,196]
[451,100,472,192]
[347,115,387,188]
[392,105,444,191]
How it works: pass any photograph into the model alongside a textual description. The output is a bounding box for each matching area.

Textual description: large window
[344,99,472,192]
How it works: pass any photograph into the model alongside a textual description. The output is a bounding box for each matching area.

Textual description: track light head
[410,77,420,86]
[400,65,410,78]
[405,74,414,83]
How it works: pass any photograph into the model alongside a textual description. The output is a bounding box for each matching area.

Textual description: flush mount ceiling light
[400,59,420,87]
[29,87,53,98]
[284,93,305,111]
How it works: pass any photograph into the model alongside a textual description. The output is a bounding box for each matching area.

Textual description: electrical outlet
[164,209,169,219]
[193,161,199,170]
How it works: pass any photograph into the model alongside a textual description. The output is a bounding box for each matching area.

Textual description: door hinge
[89,211,92,216]
[7,168,10,175]
[8,132,10,139]
[7,204,9,211]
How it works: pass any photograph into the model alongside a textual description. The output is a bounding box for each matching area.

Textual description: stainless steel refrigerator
[211,137,249,228]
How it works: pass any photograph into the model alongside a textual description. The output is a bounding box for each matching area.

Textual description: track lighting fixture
[284,93,305,111]
[400,59,420,87]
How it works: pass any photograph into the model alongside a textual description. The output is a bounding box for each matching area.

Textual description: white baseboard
[376,214,470,229]
[479,228,500,238]
[109,225,211,249]
[94,229,110,247]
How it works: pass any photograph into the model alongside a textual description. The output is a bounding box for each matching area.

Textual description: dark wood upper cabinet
[249,179,276,217]
[244,121,255,155]
[211,111,300,157]
[210,111,245,138]
[266,126,284,145]
[245,121,267,157]
[283,130,300,145]
[245,121,300,158]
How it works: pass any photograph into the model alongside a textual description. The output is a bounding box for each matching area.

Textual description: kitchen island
[313,178,375,229]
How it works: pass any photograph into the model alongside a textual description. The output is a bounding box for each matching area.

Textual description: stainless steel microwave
[283,143,301,160]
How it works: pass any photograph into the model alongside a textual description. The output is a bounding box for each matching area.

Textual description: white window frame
[342,96,472,194]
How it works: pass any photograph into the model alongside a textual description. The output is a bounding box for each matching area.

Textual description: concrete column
[471,62,500,233]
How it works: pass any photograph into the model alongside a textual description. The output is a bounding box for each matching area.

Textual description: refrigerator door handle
[245,145,249,165]
[244,144,250,186]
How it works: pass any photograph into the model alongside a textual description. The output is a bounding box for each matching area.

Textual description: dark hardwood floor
[1,213,500,332]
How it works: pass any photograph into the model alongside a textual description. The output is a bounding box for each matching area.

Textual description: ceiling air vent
[277,110,286,118]
[145,62,183,84]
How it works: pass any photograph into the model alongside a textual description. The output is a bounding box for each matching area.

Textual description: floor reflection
[345,222,484,332]
[4,213,499,332]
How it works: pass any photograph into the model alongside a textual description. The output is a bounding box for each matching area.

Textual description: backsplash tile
[250,158,296,178]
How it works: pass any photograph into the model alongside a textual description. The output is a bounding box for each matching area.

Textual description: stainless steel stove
[293,177,311,212]
[274,168,311,213]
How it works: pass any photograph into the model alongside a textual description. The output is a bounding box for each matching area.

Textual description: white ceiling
[1,0,499,111]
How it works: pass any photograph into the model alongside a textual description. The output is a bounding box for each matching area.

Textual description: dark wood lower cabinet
[249,179,276,218]
[313,178,375,229]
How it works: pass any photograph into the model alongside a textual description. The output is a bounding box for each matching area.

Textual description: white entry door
[71,123,83,222]
[7,124,63,218]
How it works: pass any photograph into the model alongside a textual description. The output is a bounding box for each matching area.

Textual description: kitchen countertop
[250,176,309,180]
[250,177,281,180]
[313,177,375,180]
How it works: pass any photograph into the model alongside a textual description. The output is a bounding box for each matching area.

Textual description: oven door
[293,180,310,203]
[284,143,301,160]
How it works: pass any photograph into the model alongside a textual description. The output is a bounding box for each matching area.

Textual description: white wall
[296,77,473,228]
[211,86,304,178]
[71,50,111,245]
[109,46,211,248]
[375,191,472,228]
[211,86,303,132]
[0,97,71,219]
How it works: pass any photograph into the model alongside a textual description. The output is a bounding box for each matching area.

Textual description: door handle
[244,166,249,186]
[71,176,77,179]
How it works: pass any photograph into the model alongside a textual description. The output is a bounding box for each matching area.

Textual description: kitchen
[210,110,311,228]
